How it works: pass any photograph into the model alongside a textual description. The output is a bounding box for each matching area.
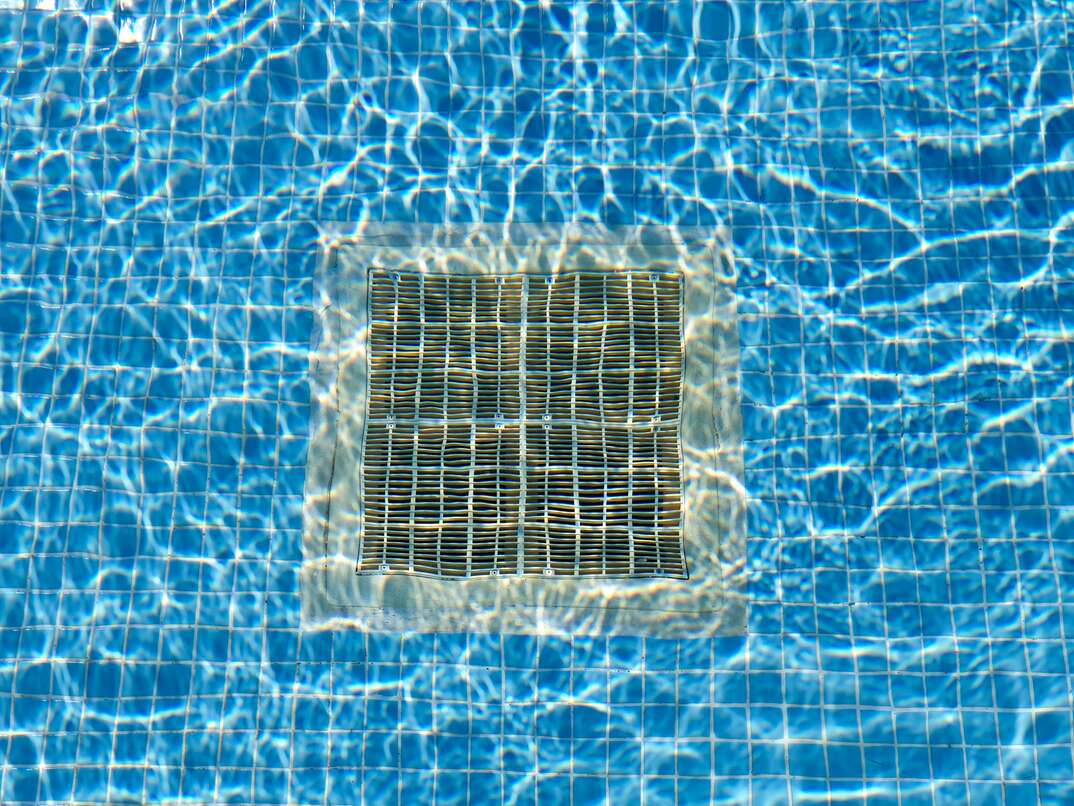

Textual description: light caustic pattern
[1,1,1074,804]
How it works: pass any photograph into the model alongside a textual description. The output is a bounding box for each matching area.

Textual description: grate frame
[357,270,688,580]
[303,224,745,637]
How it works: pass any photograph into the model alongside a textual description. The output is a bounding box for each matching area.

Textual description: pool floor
[1,2,1073,803]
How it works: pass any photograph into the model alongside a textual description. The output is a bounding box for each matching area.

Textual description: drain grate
[358,269,686,579]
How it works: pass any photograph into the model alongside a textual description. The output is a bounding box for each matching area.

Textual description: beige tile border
[303,224,745,636]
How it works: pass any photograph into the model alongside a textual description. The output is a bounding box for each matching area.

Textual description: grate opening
[358,269,686,579]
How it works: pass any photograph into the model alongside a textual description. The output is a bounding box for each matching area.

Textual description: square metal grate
[358,269,686,579]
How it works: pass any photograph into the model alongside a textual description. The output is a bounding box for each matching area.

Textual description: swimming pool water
[1,1,1073,803]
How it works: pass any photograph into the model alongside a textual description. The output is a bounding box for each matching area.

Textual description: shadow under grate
[359,269,686,579]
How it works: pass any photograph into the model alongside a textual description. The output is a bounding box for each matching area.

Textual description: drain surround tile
[304,224,744,636]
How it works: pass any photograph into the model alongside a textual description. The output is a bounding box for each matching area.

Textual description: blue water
[1,1,1073,803]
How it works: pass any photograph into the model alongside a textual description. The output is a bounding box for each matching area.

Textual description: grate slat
[358,269,686,579]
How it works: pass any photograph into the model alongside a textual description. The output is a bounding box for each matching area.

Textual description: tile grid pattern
[0,2,1072,804]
